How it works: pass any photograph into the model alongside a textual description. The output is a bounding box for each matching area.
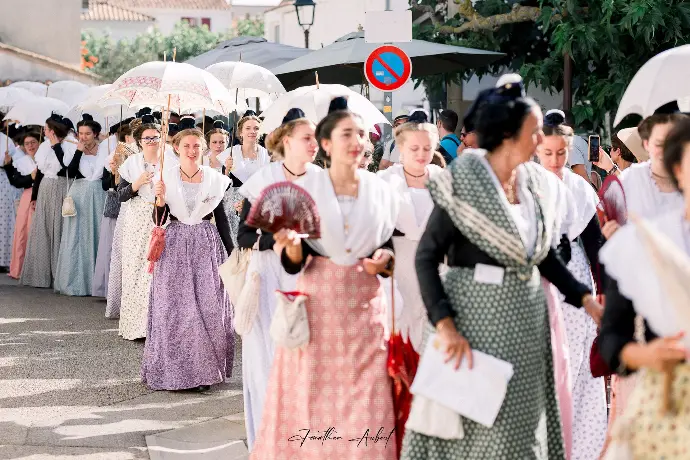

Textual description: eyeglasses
[459,132,467,140]
[142,137,161,144]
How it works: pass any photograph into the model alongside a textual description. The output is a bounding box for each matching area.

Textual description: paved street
[0,277,247,460]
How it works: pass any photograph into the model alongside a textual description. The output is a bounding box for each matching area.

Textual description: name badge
[473,264,504,285]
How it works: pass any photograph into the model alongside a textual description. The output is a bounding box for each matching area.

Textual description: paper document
[410,334,514,428]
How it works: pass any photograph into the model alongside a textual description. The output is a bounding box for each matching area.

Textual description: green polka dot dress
[401,153,565,460]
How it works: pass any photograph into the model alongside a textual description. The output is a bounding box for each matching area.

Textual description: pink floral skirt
[251,257,397,460]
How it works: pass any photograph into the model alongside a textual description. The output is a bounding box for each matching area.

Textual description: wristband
[607,164,619,175]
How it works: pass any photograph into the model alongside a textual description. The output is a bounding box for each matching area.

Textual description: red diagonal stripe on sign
[374,53,402,81]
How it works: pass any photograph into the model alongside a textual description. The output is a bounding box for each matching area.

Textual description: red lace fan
[598,175,628,226]
[246,181,321,238]
[590,175,629,378]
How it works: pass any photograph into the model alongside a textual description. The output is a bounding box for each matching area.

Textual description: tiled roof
[81,1,156,21]
[111,0,232,10]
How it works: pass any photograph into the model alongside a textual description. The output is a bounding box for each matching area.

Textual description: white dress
[237,160,320,451]
[559,168,608,460]
[377,163,442,350]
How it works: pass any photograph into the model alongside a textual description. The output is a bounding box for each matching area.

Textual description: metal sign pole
[383,0,393,147]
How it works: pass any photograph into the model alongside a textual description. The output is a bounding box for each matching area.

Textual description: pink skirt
[542,279,572,460]
[9,189,33,279]
[251,257,397,460]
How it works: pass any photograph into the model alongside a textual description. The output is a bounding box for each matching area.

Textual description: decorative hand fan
[591,175,629,378]
[246,181,321,238]
[598,175,628,225]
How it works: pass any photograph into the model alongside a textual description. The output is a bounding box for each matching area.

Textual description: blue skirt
[54,179,106,296]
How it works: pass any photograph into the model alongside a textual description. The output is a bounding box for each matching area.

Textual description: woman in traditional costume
[203,121,228,173]
[109,115,164,339]
[7,132,39,279]
[143,128,234,391]
[105,119,141,319]
[21,114,78,288]
[236,108,320,451]
[92,123,137,298]
[401,77,603,460]
[377,121,443,351]
[536,109,608,459]
[598,117,690,459]
[54,115,108,296]
[0,127,22,271]
[597,112,687,448]
[219,111,271,185]
[251,98,399,460]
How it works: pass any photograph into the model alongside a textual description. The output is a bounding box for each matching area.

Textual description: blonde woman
[236,108,320,451]
[219,111,271,184]
[377,121,443,351]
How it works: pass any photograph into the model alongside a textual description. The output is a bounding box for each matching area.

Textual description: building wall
[264,0,426,117]
[0,51,100,85]
[0,0,82,65]
[132,8,233,34]
[82,20,154,42]
[231,5,273,19]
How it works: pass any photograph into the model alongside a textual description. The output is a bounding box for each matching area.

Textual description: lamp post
[294,0,316,49]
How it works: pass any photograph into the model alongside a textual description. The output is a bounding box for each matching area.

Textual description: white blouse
[218,144,271,183]
[34,135,78,179]
[622,161,683,219]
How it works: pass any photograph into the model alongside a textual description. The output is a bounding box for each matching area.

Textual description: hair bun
[140,114,156,125]
[328,97,348,114]
[213,119,226,130]
[178,116,196,130]
[81,113,94,122]
[136,107,152,118]
[49,112,65,124]
[282,108,305,125]
[544,109,566,126]
[242,110,257,118]
[167,123,180,137]
[493,73,526,100]
[408,110,428,124]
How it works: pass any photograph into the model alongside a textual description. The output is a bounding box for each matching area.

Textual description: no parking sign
[364,45,412,92]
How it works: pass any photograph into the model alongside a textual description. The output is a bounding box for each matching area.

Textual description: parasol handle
[382,262,396,334]
[315,71,320,89]
[5,123,8,156]
[661,367,675,415]
[106,116,110,155]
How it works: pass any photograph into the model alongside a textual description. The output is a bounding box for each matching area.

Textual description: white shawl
[34,134,78,179]
[296,168,399,266]
[621,161,683,219]
[376,163,442,241]
[13,154,36,176]
[218,144,271,183]
[0,132,18,159]
[163,165,231,225]
[238,161,321,203]
[79,140,110,181]
[600,207,690,349]
[118,153,158,202]
[561,167,598,239]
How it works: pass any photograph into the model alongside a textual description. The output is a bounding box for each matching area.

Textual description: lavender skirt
[141,220,234,390]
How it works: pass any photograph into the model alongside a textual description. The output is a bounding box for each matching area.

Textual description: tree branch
[409,3,443,26]
[455,0,478,21]
[439,4,561,34]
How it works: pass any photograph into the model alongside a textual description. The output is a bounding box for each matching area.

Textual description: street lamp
[294,0,316,49]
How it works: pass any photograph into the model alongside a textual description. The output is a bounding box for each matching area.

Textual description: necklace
[283,163,306,177]
[181,167,201,180]
[651,170,674,187]
[403,167,426,178]
[504,170,518,204]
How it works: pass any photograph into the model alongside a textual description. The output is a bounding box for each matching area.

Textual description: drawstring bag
[270,290,310,350]
[61,171,76,217]
[233,269,260,336]
[147,205,167,273]
[219,248,253,305]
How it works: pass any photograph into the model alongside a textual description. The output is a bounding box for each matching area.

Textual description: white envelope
[410,333,514,428]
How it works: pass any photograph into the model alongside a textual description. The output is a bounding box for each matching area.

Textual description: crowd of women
[1,70,688,459]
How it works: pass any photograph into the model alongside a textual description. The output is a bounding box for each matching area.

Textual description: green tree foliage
[412,0,690,129]
[83,18,265,83]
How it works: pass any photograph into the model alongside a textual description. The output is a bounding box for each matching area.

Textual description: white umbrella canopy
[205,62,286,99]
[614,44,690,125]
[259,84,389,134]
[9,81,48,97]
[47,81,91,107]
[0,87,36,109]
[67,84,137,129]
[4,97,70,127]
[106,61,238,114]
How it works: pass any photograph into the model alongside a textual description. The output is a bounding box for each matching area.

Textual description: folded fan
[246,181,321,238]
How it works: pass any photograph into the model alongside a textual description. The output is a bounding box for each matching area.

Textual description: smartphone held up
[588,135,600,163]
